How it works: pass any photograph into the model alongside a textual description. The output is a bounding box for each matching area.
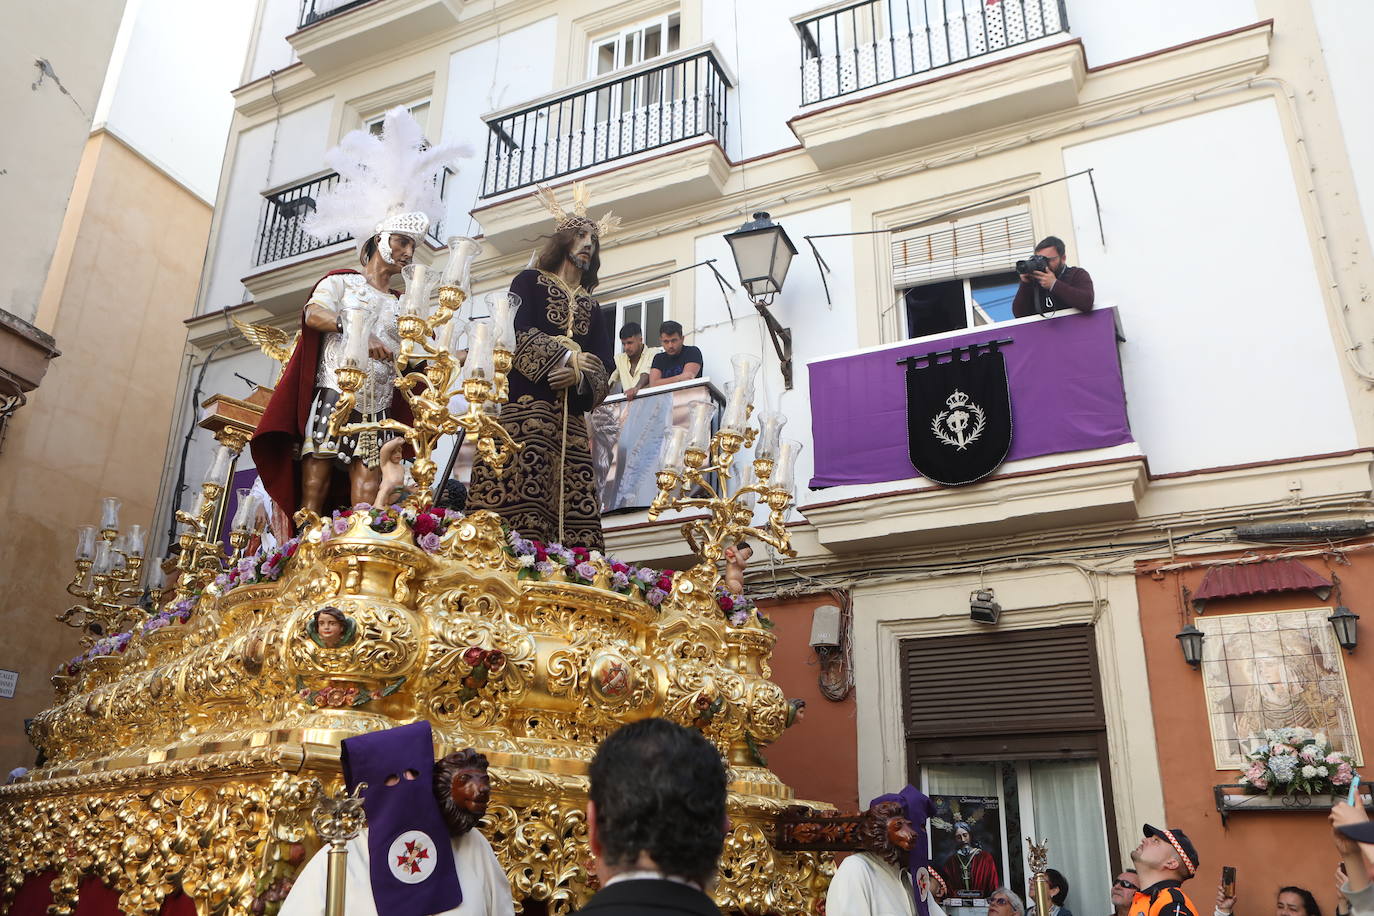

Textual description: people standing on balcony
[467,183,617,550]
[250,108,466,526]
[648,320,703,386]
[613,322,661,400]
[1011,236,1095,318]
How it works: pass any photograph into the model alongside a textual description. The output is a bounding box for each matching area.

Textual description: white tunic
[308,274,402,415]
[827,853,949,916]
[278,827,515,916]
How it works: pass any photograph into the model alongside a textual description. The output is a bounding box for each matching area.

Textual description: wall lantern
[1176,624,1205,668]
[1329,605,1360,654]
[969,588,1002,625]
[724,211,798,389]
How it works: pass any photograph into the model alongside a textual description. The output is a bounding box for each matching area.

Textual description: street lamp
[725,211,799,389]
[1329,605,1359,654]
[1176,624,1205,668]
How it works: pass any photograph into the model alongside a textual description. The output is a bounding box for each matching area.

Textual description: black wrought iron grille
[796,0,1069,105]
[480,49,730,198]
[254,171,449,267]
[298,0,372,29]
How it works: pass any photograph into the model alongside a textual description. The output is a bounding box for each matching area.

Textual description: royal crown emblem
[931,389,986,450]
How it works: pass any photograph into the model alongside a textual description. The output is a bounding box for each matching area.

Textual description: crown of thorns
[535,182,621,240]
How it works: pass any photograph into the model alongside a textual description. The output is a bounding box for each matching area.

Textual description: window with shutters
[893,208,1033,339]
[901,626,1118,916]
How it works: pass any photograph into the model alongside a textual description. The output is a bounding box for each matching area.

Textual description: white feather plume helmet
[302,106,472,256]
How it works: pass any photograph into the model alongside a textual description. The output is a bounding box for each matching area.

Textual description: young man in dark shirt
[648,320,703,387]
[1011,235,1095,318]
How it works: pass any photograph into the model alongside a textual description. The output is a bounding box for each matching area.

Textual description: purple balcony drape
[808,308,1133,488]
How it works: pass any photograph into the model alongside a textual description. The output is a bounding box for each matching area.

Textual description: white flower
[1301,764,1319,779]
[1318,766,1329,777]
[517,554,535,568]
[590,550,604,562]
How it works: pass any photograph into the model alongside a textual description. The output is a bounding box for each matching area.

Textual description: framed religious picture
[1196,607,1362,769]
[930,795,1004,901]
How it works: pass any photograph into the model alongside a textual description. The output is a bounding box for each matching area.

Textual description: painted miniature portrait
[307,605,357,649]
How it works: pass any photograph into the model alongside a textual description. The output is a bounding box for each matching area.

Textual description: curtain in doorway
[1029,760,1110,916]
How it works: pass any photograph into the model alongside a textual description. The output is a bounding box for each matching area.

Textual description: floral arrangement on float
[1239,727,1358,796]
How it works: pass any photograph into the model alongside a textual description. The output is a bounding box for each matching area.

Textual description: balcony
[254,171,447,268]
[289,0,461,74]
[795,0,1070,106]
[472,46,734,252]
[799,308,1145,550]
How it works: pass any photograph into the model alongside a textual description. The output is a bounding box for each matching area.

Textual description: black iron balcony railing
[298,0,371,29]
[480,48,731,198]
[254,171,448,267]
[796,0,1069,106]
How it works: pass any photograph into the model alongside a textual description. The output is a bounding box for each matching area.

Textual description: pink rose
[1333,762,1355,786]
[1250,775,1269,789]
[1326,752,1345,765]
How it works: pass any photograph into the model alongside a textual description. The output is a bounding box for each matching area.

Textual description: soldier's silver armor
[311,274,402,415]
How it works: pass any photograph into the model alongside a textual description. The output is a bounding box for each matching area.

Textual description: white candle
[439,316,469,357]
[401,263,431,316]
[144,564,167,592]
[231,488,256,533]
[125,524,147,558]
[75,525,97,561]
[658,427,688,473]
[99,497,121,532]
[342,307,371,367]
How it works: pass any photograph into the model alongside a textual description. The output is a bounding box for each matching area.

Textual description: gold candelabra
[647,358,800,569]
[60,502,157,643]
[328,247,521,511]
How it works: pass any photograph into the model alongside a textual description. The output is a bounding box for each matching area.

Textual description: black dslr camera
[1016,253,1050,275]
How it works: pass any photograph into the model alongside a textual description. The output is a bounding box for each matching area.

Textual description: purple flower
[333,516,350,535]
[730,609,750,626]
[213,573,231,590]
[646,587,668,607]
[238,557,258,576]
[611,571,630,590]
[575,561,597,581]
[535,560,556,577]
[444,509,463,523]
[418,532,442,552]
[353,502,372,512]
[635,566,657,585]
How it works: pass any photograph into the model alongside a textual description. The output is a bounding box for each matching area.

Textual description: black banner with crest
[902,339,1013,486]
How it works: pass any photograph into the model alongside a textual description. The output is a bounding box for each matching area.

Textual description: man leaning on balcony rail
[647,320,704,388]
[1012,236,1095,318]
[614,322,661,401]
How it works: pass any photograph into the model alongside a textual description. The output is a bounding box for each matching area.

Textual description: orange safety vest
[1130,881,1201,916]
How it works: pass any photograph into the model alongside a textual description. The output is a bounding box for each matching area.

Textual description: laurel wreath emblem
[931,389,986,451]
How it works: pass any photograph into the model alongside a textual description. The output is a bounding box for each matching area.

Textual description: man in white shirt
[611,322,661,400]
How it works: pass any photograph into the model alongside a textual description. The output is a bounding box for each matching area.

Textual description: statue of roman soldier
[467,185,617,549]
[250,108,465,526]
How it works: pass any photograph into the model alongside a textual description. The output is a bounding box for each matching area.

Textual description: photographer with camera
[1012,236,1095,318]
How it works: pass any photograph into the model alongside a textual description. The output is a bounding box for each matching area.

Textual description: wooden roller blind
[901,625,1104,745]
[891,209,1034,287]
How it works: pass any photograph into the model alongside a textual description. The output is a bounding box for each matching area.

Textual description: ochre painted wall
[1135,545,1374,914]
[757,592,861,813]
[0,131,210,768]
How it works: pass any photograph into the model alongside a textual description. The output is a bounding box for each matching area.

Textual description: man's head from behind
[587,718,727,888]
[620,322,645,360]
[1034,235,1066,274]
[659,320,685,356]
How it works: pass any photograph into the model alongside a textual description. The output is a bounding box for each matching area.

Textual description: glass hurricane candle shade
[442,236,482,290]
[658,427,689,473]
[439,316,468,357]
[124,524,147,558]
[75,525,97,561]
[754,411,788,461]
[99,497,121,532]
[738,464,760,511]
[773,439,803,493]
[462,321,495,383]
[486,291,519,351]
[144,564,167,592]
[341,307,373,368]
[231,489,256,533]
[204,445,234,485]
[91,541,114,576]
[721,354,761,433]
[400,263,433,317]
[686,400,715,454]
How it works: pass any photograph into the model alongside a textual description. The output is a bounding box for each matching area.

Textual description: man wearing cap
[827,785,948,916]
[277,722,514,916]
[1128,825,1202,916]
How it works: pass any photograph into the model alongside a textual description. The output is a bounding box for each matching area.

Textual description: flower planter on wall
[1213,783,1372,825]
